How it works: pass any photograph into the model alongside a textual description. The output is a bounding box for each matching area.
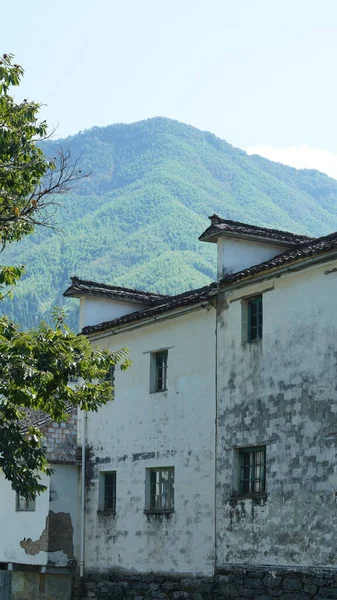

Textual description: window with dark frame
[103,471,116,512]
[105,365,115,398]
[248,295,263,342]
[16,493,36,512]
[149,467,174,511]
[239,447,266,496]
[155,351,168,392]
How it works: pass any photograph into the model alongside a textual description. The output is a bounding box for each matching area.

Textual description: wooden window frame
[248,295,263,342]
[16,493,36,512]
[146,467,174,513]
[239,446,266,497]
[150,350,168,393]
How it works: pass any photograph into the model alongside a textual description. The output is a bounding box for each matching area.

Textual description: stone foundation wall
[73,566,337,600]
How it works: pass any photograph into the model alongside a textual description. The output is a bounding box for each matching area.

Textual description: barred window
[150,350,168,393]
[104,365,115,398]
[248,295,263,342]
[147,467,174,511]
[98,471,117,513]
[16,493,36,512]
[239,447,266,495]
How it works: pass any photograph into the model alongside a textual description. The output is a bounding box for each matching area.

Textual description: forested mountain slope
[2,117,337,330]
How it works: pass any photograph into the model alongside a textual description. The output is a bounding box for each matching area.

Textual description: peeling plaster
[20,511,74,559]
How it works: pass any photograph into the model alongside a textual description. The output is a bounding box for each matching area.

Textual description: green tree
[0,54,129,498]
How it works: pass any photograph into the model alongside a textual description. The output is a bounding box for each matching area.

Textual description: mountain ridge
[2,116,337,329]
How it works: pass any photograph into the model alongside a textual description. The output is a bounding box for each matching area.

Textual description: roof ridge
[208,214,314,242]
[70,276,170,298]
[81,282,218,335]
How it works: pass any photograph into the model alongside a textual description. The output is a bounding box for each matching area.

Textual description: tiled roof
[199,214,314,245]
[81,283,218,335]
[64,276,170,305]
[20,404,75,433]
[220,230,337,286]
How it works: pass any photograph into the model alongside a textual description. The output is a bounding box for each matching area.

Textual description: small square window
[248,295,263,342]
[98,471,116,513]
[238,447,266,496]
[16,493,36,512]
[146,467,174,512]
[150,351,168,393]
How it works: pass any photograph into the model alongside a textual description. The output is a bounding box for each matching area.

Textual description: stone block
[180,578,201,590]
[244,577,265,589]
[282,593,309,600]
[282,577,303,591]
[303,584,318,596]
[216,582,238,597]
[318,590,337,599]
[263,575,281,589]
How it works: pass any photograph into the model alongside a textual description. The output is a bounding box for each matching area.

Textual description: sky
[3,0,337,177]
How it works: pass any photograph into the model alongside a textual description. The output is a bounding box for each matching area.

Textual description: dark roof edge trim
[199,228,299,247]
[84,300,211,338]
[81,283,218,337]
[219,248,337,292]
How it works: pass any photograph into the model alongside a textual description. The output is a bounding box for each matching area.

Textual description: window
[239,447,266,496]
[150,350,168,393]
[16,493,36,512]
[248,295,263,342]
[146,467,174,512]
[104,365,115,398]
[99,471,116,513]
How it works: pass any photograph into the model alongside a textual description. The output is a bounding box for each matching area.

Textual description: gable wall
[217,236,287,279]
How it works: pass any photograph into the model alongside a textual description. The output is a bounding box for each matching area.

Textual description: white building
[64,278,217,578]
[0,408,78,600]
[3,214,337,600]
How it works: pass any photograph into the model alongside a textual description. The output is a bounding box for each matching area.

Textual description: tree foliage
[0,54,130,498]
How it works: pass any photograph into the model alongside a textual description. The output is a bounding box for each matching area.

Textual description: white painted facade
[79,296,145,330]
[83,306,216,575]
[0,464,78,568]
[216,236,288,278]
[215,257,337,568]
[0,471,50,566]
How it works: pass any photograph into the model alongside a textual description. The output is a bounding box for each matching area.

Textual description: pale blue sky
[3,0,337,165]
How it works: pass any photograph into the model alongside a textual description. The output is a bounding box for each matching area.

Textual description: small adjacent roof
[20,404,75,433]
[64,276,170,305]
[199,214,314,246]
[81,283,218,336]
[220,230,337,286]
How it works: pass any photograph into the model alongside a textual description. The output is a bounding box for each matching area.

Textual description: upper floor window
[16,493,36,512]
[239,446,266,496]
[150,350,168,393]
[248,295,263,342]
[104,365,115,398]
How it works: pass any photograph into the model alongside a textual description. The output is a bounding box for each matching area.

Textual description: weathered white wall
[0,465,78,568]
[84,307,216,575]
[217,237,286,279]
[80,297,145,330]
[216,258,337,568]
[0,472,50,565]
[48,465,79,566]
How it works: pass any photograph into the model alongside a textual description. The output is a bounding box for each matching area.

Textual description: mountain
[2,117,337,330]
